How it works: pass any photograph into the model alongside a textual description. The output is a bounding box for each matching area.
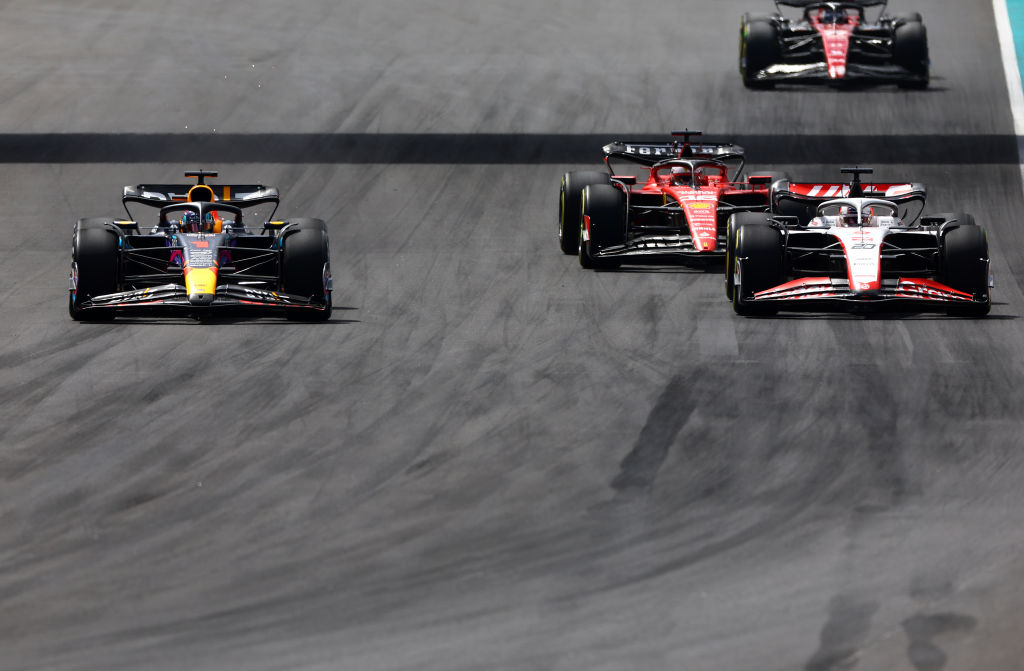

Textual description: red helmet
[670,166,691,185]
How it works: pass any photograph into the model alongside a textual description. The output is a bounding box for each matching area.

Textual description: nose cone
[184,267,218,304]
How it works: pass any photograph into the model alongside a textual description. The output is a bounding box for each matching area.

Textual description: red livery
[727,168,992,316]
[559,131,782,269]
[740,1,928,88]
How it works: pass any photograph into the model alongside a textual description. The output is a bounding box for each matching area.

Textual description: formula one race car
[727,168,991,316]
[740,1,928,88]
[68,170,332,321]
[558,131,783,269]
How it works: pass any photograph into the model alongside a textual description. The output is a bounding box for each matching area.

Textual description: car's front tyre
[281,219,332,322]
[560,171,611,255]
[740,17,779,89]
[894,21,929,89]
[69,218,119,321]
[578,184,625,270]
[733,224,782,316]
[726,212,773,300]
[942,224,990,317]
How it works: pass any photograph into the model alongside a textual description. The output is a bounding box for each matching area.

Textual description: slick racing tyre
[732,224,782,316]
[740,17,778,89]
[578,184,625,270]
[942,224,990,317]
[560,171,611,255]
[891,12,923,24]
[281,219,332,322]
[726,212,773,300]
[69,218,119,321]
[894,21,929,89]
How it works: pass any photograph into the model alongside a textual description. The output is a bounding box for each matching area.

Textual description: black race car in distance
[740,1,928,88]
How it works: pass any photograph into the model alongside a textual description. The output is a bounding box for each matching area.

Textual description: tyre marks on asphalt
[903,612,978,671]
[804,594,879,671]
[611,374,692,494]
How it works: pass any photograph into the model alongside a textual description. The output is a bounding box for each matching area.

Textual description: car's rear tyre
[892,12,923,24]
[894,21,929,89]
[733,224,782,316]
[741,18,778,89]
[560,171,611,255]
[69,218,119,321]
[726,212,773,300]
[579,184,624,270]
[281,219,332,321]
[942,224,990,317]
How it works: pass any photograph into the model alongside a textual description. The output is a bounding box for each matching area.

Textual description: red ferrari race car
[740,1,928,88]
[68,171,332,321]
[727,168,992,316]
[558,131,784,269]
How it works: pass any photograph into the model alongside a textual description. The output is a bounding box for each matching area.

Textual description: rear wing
[602,140,745,166]
[603,131,747,180]
[774,181,926,224]
[783,182,924,199]
[122,183,280,208]
[776,0,886,7]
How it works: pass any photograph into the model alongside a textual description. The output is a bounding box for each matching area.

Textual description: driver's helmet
[822,7,847,24]
[180,210,201,233]
[839,205,859,226]
[671,166,691,185]
[861,206,875,225]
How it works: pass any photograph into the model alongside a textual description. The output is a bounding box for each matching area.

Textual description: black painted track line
[0,133,1016,164]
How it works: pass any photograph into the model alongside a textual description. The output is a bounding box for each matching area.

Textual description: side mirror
[612,175,637,186]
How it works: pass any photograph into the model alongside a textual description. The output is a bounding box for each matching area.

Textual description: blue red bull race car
[68,171,332,321]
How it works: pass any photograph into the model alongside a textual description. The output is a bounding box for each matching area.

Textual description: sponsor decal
[681,192,719,201]
[184,267,218,295]
[187,248,216,266]
[624,145,674,157]
[242,287,282,302]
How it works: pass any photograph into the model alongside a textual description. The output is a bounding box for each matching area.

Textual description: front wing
[743,277,987,312]
[749,62,927,86]
[593,235,726,264]
[73,283,329,317]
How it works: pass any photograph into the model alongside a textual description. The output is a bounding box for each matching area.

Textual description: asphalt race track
[2,1,1024,670]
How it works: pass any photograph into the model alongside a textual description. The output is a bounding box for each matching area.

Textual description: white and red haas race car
[727,168,992,316]
[559,130,783,270]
